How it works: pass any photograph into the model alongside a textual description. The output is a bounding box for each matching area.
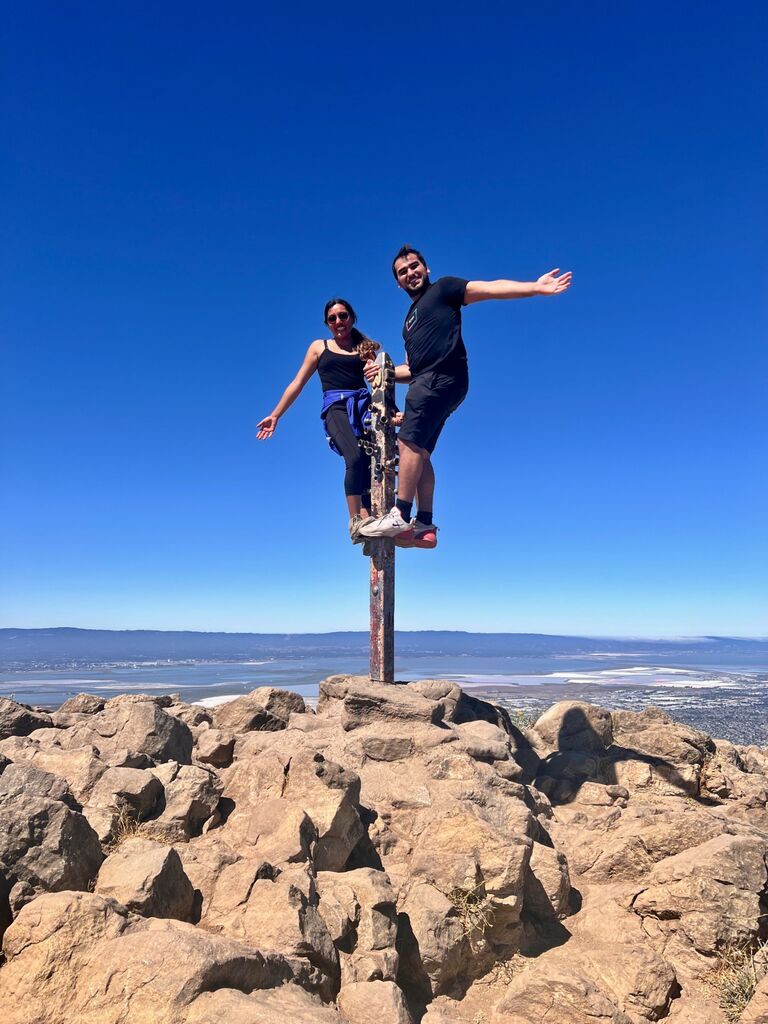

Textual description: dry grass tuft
[102,807,172,854]
[707,940,768,1021]
[429,880,495,952]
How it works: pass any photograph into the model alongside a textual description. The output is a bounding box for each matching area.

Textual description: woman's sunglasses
[327,311,350,324]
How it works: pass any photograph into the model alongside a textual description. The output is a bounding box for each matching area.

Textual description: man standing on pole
[359,245,572,548]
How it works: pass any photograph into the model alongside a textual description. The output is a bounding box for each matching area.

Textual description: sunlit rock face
[1,679,767,1023]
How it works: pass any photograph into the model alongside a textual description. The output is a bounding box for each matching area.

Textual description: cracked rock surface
[1,683,768,1022]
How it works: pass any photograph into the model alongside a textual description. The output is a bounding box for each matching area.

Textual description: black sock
[416,509,433,526]
[395,498,413,521]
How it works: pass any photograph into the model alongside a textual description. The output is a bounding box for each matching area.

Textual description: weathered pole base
[369,538,395,684]
[368,351,397,685]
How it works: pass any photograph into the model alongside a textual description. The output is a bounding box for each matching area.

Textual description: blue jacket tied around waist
[320,388,372,455]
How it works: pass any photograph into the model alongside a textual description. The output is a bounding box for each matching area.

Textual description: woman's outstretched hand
[256,415,279,439]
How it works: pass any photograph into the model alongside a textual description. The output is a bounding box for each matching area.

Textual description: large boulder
[200,864,339,1000]
[214,687,305,733]
[318,676,445,731]
[317,867,399,985]
[282,751,364,871]
[0,698,52,741]
[533,701,613,754]
[146,762,223,840]
[609,706,713,797]
[409,802,533,946]
[631,833,768,955]
[337,980,413,1024]
[58,693,105,715]
[397,882,468,999]
[0,890,293,1024]
[556,801,726,882]
[57,701,193,764]
[87,765,164,818]
[0,763,103,912]
[195,727,235,768]
[95,837,196,921]
[241,797,317,865]
[182,983,340,1023]
[494,963,632,1023]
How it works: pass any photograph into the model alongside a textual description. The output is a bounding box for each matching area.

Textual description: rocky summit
[1,680,768,1023]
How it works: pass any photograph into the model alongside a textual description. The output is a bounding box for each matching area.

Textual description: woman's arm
[256,341,322,439]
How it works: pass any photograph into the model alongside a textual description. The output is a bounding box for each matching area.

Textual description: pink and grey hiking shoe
[394,520,438,549]
[412,521,438,549]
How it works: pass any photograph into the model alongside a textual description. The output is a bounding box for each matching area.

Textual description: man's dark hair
[391,245,427,279]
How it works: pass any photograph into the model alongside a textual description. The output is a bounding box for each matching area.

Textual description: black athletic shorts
[398,369,469,454]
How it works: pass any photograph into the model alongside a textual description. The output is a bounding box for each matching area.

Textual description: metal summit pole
[367,351,396,684]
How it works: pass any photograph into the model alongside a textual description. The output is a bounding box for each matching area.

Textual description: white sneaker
[358,507,411,538]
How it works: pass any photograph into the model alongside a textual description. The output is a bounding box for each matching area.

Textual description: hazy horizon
[2,626,767,641]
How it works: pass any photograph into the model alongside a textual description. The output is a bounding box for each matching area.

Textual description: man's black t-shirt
[402,276,469,377]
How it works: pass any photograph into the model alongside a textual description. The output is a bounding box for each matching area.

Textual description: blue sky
[2,2,766,635]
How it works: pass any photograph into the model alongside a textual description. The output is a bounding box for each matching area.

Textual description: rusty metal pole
[368,352,396,684]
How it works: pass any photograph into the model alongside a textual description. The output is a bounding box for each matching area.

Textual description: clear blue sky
[2,2,766,635]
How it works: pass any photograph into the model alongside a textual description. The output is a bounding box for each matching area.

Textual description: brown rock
[282,751,364,871]
[495,963,632,1023]
[409,804,533,945]
[146,761,223,840]
[398,882,468,997]
[59,700,193,764]
[168,701,214,728]
[317,867,399,985]
[87,765,164,818]
[214,686,305,733]
[96,836,195,920]
[742,975,768,1023]
[201,866,339,1000]
[0,890,292,1024]
[58,692,105,714]
[534,701,613,753]
[183,984,340,1023]
[318,676,445,731]
[558,802,725,882]
[337,980,413,1024]
[195,726,235,767]
[13,740,108,802]
[631,833,768,954]
[243,797,317,864]
[0,698,52,741]
[0,763,103,911]
[453,720,511,762]
[525,841,571,921]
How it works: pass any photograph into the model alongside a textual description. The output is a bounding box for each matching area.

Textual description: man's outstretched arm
[464,268,572,304]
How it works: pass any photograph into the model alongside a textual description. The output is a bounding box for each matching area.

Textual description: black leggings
[325,404,372,499]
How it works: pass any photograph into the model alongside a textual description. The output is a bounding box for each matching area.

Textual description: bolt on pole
[368,352,396,684]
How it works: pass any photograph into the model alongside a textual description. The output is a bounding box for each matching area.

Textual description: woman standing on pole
[256,298,379,544]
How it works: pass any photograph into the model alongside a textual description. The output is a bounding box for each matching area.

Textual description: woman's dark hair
[324,297,380,361]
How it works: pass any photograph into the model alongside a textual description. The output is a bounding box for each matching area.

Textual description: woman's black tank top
[317,340,366,391]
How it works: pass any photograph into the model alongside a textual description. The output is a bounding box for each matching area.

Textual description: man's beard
[406,276,429,298]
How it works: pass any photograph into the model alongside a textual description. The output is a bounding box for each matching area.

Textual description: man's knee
[398,436,429,460]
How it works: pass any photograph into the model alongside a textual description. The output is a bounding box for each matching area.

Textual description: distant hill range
[1,627,766,671]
